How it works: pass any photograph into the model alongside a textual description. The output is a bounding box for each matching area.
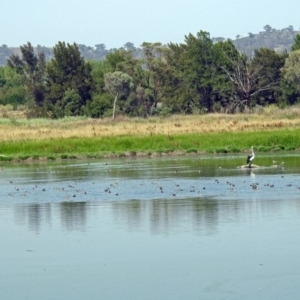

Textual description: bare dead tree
[221,54,279,112]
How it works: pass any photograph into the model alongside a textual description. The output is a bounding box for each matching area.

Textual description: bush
[85,93,113,118]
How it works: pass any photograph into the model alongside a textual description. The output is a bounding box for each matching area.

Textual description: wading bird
[247,146,255,168]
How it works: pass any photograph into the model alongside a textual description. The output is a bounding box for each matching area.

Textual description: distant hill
[230,25,300,56]
[1,25,299,66]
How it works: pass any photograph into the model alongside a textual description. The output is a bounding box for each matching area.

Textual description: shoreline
[0,147,297,164]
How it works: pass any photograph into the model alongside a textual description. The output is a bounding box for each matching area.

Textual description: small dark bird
[251,183,258,190]
[247,146,255,168]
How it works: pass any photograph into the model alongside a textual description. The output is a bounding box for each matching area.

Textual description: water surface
[1,153,300,299]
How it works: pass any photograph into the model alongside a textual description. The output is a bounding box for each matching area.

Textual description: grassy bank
[0,128,299,162]
[1,106,300,161]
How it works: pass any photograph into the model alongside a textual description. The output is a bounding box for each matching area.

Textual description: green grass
[0,129,300,160]
[18,155,31,160]
[0,156,13,161]
[186,148,198,154]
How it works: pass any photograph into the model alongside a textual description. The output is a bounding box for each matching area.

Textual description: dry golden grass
[1,107,300,142]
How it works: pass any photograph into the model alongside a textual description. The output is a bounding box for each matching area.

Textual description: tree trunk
[112,94,118,120]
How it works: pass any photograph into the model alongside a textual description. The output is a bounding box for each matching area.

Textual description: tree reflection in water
[111,197,220,235]
[13,201,89,233]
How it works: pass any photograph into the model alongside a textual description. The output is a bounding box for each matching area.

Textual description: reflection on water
[8,191,300,236]
[13,202,89,234]
[14,203,52,234]
[1,154,300,300]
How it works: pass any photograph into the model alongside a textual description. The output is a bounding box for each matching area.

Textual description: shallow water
[1,153,300,299]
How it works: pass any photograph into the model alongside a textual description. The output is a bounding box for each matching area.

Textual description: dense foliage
[1,31,300,118]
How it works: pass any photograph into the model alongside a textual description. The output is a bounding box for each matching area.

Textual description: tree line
[1,31,300,119]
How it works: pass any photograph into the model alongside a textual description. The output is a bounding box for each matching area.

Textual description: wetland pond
[1,153,300,300]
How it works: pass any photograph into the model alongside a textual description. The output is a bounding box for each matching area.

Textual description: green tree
[163,42,192,113]
[281,50,300,104]
[105,50,128,71]
[141,42,181,114]
[167,31,227,113]
[104,71,133,119]
[46,42,92,117]
[186,31,222,112]
[291,34,300,51]
[90,50,133,95]
[63,89,82,116]
[90,60,109,94]
[251,48,286,105]
[0,66,27,108]
[7,42,46,108]
[85,93,113,118]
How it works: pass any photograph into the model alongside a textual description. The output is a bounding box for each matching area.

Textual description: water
[1,154,300,299]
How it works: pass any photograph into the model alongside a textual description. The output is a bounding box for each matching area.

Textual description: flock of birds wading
[1,146,289,198]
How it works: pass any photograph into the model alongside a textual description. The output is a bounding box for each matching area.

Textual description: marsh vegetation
[0,105,300,161]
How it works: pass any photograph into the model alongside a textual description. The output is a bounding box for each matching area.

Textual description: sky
[2,0,300,49]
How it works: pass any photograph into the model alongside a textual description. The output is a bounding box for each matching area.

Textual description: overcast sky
[2,0,300,48]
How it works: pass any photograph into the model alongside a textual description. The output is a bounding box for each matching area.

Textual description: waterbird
[251,183,258,190]
[246,146,255,168]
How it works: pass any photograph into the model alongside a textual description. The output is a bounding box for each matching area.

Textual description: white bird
[246,146,255,168]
